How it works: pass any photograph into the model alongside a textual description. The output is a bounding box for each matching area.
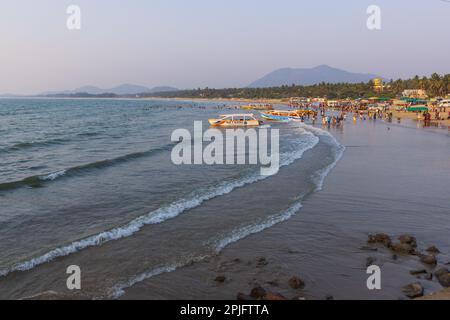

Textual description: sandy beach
[119,115,450,300]
[391,110,450,129]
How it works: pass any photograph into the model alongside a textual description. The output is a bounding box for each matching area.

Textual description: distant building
[288,97,309,107]
[402,89,427,99]
[289,97,308,104]
[327,100,339,107]
[373,78,384,92]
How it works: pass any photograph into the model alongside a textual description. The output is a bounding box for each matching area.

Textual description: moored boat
[260,111,292,122]
[208,114,262,127]
[261,109,316,122]
[241,104,274,111]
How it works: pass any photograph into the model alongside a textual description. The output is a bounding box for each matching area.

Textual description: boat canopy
[401,97,428,104]
[407,105,428,112]
[219,114,254,117]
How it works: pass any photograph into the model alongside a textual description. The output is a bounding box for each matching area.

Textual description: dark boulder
[368,233,391,247]
[420,254,437,266]
[288,276,305,289]
[426,246,440,254]
[434,268,450,287]
[398,234,417,248]
[390,242,415,254]
[402,282,424,298]
[250,286,267,299]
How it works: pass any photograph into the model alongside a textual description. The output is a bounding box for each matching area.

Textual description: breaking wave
[297,123,345,190]
[0,130,319,278]
[0,143,175,192]
[108,126,345,298]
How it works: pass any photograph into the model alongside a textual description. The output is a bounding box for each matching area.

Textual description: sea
[0,98,345,299]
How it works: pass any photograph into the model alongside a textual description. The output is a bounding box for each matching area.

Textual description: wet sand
[391,111,450,128]
[120,117,450,300]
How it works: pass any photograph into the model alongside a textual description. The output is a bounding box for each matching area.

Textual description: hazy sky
[1,0,449,94]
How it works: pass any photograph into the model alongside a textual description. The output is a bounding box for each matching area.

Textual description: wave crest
[0,130,319,278]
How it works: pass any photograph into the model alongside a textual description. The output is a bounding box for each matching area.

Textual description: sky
[0,0,449,94]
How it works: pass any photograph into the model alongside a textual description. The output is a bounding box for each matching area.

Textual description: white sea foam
[311,146,345,191]
[111,264,181,299]
[214,201,304,252]
[40,170,67,181]
[110,201,304,299]
[0,130,319,278]
[297,123,346,191]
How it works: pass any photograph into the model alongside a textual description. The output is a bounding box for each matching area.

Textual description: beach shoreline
[118,116,450,300]
[151,96,450,132]
[1,98,449,300]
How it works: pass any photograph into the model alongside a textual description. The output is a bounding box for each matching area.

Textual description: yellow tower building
[374,78,383,92]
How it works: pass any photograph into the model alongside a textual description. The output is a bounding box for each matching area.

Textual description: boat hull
[208,119,261,127]
[260,113,292,122]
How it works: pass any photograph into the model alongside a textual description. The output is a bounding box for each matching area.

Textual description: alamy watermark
[366,265,381,290]
[66,265,81,290]
[171,121,280,176]
[366,5,381,30]
[67,5,81,30]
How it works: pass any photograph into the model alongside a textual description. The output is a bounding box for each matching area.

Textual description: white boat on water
[208,114,262,127]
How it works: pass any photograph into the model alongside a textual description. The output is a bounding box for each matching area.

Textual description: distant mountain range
[1,66,388,97]
[41,84,178,96]
[248,65,385,88]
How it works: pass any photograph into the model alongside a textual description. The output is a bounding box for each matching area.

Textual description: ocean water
[0,98,343,299]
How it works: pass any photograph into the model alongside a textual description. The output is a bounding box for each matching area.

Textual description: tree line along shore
[149,73,449,100]
[39,73,450,101]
